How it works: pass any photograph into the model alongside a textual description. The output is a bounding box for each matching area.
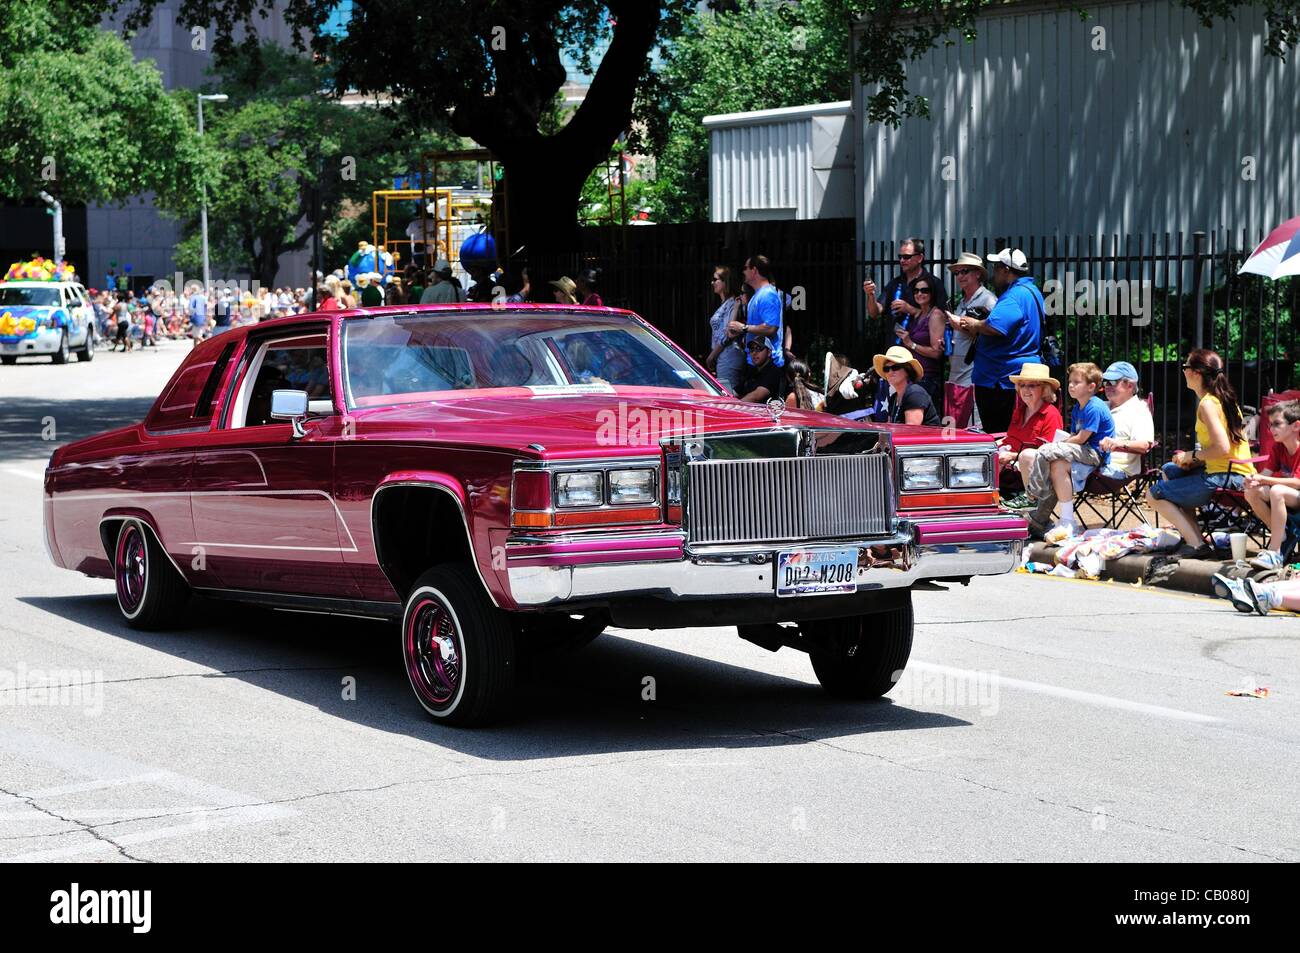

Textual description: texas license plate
[776,547,859,597]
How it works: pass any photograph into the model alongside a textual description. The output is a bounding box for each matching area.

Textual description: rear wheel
[806,595,914,699]
[113,519,190,629]
[402,564,516,726]
[0,355,15,366]
[77,326,94,361]
[51,330,69,364]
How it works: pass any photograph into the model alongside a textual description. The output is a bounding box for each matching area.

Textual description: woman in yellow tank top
[1146,349,1255,558]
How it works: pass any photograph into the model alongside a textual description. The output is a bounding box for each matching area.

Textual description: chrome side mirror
[270,389,309,438]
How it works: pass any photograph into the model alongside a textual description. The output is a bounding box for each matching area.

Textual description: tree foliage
[0,0,207,206]
[635,0,852,223]
[163,43,452,286]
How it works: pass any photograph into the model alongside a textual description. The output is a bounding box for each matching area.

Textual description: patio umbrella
[1239,214,1300,278]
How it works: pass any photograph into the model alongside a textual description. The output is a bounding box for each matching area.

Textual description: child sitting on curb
[1243,399,1300,569]
[1017,362,1115,540]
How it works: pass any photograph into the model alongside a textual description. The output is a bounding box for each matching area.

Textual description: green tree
[635,0,852,223]
[0,1,207,209]
[107,0,707,256]
[91,0,1298,253]
[163,43,454,288]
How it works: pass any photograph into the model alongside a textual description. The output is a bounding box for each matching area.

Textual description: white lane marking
[18,772,173,799]
[2,467,42,481]
[0,727,295,861]
[910,661,1225,724]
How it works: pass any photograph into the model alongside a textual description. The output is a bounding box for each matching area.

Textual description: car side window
[231,339,332,429]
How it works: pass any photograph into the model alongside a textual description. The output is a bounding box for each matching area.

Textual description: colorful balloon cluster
[4,257,76,282]
[0,311,38,337]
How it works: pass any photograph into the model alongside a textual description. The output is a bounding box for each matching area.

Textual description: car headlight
[555,470,604,507]
[947,454,990,488]
[900,455,943,490]
[608,468,657,504]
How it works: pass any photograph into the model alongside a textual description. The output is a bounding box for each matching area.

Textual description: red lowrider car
[43,304,1026,725]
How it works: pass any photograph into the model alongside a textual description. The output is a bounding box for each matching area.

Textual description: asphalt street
[1,341,1297,862]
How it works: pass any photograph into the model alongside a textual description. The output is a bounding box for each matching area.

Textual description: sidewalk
[1024,539,1297,597]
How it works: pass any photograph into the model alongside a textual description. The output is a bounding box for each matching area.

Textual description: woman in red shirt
[997,363,1063,503]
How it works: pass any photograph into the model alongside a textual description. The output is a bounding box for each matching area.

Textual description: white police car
[0,280,95,364]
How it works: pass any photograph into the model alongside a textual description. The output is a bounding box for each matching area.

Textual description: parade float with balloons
[0,257,96,365]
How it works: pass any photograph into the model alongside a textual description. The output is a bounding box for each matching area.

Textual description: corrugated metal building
[853,0,1298,249]
[705,102,855,222]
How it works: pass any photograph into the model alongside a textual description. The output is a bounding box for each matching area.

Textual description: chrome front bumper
[506,526,1023,607]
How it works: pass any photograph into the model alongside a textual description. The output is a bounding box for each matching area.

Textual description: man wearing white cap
[953,248,1044,433]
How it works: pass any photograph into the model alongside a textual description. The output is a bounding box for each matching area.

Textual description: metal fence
[521,224,1298,462]
[518,218,857,362]
[861,232,1299,460]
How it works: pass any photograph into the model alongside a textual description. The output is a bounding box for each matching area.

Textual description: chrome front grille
[686,453,893,545]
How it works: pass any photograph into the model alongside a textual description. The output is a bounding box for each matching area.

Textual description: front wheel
[77,326,94,361]
[402,564,517,726]
[0,355,15,366]
[805,595,914,699]
[51,330,69,364]
[114,519,190,629]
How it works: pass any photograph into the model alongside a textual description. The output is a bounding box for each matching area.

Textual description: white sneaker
[1250,549,1284,570]
[1212,573,1256,613]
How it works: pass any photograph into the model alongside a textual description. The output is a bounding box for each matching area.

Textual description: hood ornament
[766,398,785,426]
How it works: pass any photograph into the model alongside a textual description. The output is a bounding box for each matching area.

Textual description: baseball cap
[1102,361,1139,382]
[986,248,1029,272]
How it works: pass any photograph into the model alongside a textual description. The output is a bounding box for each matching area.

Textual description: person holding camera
[944,252,997,428]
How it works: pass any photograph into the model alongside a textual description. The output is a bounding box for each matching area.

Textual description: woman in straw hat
[998,363,1063,507]
[550,276,578,305]
[874,345,940,427]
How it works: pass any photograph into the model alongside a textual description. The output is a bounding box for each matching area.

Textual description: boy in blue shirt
[1017,361,1115,539]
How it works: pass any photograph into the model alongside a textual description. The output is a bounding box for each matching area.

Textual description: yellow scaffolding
[371,187,455,269]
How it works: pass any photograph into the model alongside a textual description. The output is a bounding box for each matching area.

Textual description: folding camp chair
[1075,445,1158,529]
[1198,483,1270,548]
[1075,393,1159,529]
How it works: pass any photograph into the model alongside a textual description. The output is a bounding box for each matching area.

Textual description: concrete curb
[1025,541,1264,597]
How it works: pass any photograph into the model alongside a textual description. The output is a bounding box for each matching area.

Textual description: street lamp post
[197,93,228,293]
[37,191,64,262]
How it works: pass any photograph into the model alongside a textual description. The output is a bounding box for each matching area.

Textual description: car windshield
[0,286,61,307]
[342,311,719,407]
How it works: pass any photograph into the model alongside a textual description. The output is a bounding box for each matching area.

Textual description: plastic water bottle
[943,324,954,356]
[892,284,904,344]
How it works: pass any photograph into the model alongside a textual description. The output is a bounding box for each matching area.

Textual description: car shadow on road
[20,593,970,760]
[0,397,157,464]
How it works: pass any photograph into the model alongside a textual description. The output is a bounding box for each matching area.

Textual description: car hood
[347,390,878,456]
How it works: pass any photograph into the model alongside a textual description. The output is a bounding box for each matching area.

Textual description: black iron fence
[521,224,1298,461]
[861,232,1299,460]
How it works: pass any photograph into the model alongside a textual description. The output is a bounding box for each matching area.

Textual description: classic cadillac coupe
[43,304,1026,725]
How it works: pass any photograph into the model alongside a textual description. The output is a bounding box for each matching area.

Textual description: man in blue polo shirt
[729,254,784,369]
[955,248,1043,432]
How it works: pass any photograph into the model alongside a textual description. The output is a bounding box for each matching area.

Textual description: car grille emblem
[766,398,785,426]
